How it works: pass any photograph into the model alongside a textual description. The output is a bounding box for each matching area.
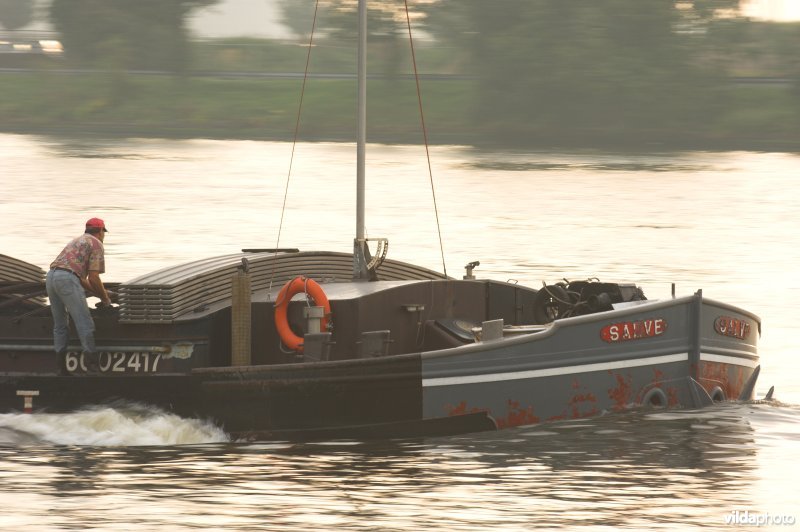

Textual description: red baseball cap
[85,217,108,232]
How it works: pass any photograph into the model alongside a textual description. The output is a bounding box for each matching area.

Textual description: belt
[53,267,79,278]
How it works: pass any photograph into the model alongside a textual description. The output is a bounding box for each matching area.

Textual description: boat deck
[118,250,446,323]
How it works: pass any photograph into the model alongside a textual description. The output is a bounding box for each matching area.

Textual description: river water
[1,133,798,530]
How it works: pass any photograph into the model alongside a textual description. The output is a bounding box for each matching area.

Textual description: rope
[403,0,447,278]
[269,0,320,298]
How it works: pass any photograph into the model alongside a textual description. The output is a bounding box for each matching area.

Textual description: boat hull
[421,293,759,427]
[0,291,759,440]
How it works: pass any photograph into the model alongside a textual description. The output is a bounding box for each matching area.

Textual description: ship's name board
[601,318,667,343]
[714,316,751,340]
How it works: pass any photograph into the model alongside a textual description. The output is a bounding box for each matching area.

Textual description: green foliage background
[0,0,798,150]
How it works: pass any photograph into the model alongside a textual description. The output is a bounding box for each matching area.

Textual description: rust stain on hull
[607,371,633,410]
[445,400,484,417]
[699,361,746,400]
[568,378,598,419]
[446,399,540,429]
[649,368,679,407]
[667,387,680,407]
[497,399,540,429]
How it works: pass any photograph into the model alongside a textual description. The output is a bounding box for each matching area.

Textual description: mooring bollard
[231,265,252,366]
[303,305,325,334]
[16,390,39,414]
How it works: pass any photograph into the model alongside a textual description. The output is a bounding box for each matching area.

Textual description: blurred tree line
[49,0,217,72]
[278,0,418,78]
[272,0,798,146]
[419,0,769,144]
[0,0,33,30]
[1,0,797,147]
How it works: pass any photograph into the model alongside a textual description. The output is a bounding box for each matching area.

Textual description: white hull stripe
[422,353,689,388]
[700,353,759,369]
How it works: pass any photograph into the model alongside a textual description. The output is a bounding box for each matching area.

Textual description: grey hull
[421,292,759,427]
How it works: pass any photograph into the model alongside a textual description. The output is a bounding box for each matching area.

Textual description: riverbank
[1,70,798,152]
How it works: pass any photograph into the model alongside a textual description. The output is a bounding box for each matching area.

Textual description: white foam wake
[0,402,229,446]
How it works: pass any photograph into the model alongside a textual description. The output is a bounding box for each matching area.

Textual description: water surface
[1,134,798,529]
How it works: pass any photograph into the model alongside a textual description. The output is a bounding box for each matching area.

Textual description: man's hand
[86,270,111,305]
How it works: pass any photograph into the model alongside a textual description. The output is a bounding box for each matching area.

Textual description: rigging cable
[269,0,320,297]
[403,0,447,278]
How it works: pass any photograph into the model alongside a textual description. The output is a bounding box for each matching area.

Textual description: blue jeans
[45,269,96,354]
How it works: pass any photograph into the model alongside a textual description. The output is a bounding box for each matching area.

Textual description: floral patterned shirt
[50,234,105,278]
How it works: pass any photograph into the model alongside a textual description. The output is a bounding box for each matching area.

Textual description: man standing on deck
[46,218,112,375]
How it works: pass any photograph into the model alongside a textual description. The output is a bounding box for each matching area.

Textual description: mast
[353,0,370,280]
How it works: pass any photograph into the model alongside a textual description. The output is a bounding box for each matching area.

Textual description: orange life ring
[274,276,331,352]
